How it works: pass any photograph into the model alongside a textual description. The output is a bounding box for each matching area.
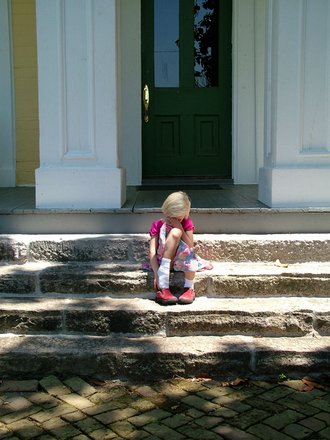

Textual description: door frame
[118,0,264,185]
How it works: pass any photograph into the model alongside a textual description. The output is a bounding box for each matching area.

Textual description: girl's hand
[153,273,159,291]
[167,217,183,230]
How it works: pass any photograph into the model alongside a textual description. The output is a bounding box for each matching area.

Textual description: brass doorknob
[143,84,149,123]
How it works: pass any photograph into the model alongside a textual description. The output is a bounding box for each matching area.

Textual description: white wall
[0,0,15,187]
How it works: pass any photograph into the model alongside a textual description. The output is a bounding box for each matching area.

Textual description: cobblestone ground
[0,375,329,439]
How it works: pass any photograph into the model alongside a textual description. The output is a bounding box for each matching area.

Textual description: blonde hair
[161,191,191,218]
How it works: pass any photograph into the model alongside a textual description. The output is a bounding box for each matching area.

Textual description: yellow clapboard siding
[16,132,39,160]
[15,119,39,132]
[12,46,37,68]
[12,0,35,15]
[12,0,39,186]
[12,16,37,45]
[15,95,38,120]
[16,137,39,159]
[14,69,38,83]
[16,165,38,185]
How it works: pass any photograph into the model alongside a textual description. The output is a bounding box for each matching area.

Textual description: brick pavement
[0,375,329,439]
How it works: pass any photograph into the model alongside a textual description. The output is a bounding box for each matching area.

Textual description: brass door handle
[143,84,149,123]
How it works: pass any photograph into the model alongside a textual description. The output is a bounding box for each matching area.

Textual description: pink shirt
[149,217,195,236]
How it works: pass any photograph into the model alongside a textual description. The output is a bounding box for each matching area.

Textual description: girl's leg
[157,228,182,289]
[184,271,195,289]
[179,271,196,304]
[157,257,171,288]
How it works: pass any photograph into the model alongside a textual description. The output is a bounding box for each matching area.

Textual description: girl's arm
[149,235,159,289]
[182,229,194,248]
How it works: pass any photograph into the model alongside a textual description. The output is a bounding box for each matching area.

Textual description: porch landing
[0,185,330,234]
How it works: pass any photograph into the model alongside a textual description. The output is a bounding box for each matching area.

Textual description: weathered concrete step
[0,334,329,380]
[2,233,330,264]
[0,297,329,337]
[2,261,330,297]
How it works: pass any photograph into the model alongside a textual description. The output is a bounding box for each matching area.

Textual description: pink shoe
[155,288,178,305]
[178,288,195,305]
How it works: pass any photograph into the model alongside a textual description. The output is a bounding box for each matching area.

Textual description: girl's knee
[167,227,182,241]
[163,228,183,259]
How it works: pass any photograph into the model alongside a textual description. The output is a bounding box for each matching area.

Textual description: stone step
[0,333,329,380]
[2,206,330,234]
[0,296,329,338]
[2,233,330,264]
[2,260,330,297]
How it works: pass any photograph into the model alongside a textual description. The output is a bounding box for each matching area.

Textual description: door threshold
[141,178,233,190]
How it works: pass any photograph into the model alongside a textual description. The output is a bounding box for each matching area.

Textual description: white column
[0,0,15,187]
[259,0,330,207]
[35,0,125,209]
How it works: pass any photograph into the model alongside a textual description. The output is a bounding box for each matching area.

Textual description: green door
[142,0,232,179]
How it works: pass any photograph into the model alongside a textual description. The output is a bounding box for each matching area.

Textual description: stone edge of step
[0,296,329,313]
[2,260,330,276]
[0,334,329,380]
[3,233,330,264]
[0,296,328,338]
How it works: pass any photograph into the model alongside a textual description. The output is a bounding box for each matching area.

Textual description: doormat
[139,184,224,191]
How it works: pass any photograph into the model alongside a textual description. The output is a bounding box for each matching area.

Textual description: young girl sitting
[149,191,212,305]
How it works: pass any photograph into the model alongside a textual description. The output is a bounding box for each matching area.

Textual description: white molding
[0,0,15,187]
[300,0,330,156]
[263,0,274,164]
[233,0,262,184]
[232,0,238,182]
[255,0,266,177]
[61,0,97,160]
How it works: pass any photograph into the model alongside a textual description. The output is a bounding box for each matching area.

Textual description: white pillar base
[259,166,330,208]
[36,167,126,209]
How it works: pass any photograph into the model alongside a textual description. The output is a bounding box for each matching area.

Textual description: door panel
[142,0,232,178]
[195,116,220,157]
[156,116,180,158]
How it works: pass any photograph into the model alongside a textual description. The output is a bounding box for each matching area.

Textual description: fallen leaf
[281,380,310,392]
[302,376,326,391]
[275,259,288,268]
[194,373,213,382]
[221,377,249,387]
[230,377,249,387]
